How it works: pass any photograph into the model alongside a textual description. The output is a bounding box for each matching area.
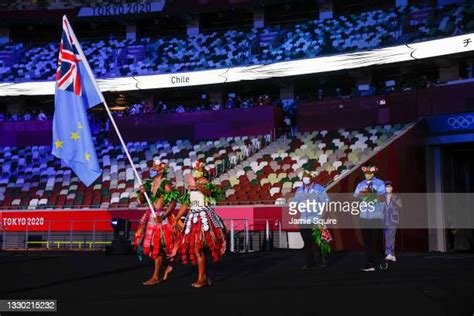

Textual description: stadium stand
[0,123,407,209]
[217,124,407,205]
[0,134,270,209]
[0,2,472,82]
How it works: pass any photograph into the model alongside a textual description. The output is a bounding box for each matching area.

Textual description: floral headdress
[303,170,319,178]
[150,159,168,175]
[193,161,206,171]
[361,165,378,173]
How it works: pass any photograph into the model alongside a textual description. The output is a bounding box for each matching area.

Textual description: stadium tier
[0,123,406,209]
[218,124,406,205]
[0,3,472,82]
[0,134,270,209]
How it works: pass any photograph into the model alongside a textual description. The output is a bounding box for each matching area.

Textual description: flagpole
[61,15,157,219]
[102,100,158,219]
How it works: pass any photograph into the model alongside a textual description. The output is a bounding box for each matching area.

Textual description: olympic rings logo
[447,115,474,129]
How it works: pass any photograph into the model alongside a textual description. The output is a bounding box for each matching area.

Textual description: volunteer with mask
[293,170,330,269]
[353,163,386,272]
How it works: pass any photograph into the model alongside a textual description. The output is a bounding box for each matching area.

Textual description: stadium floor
[1,250,474,316]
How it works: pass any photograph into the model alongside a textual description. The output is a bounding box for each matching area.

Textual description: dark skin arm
[172,203,189,232]
[138,185,146,204]
[161,183,177,218]
[163,200,177,218]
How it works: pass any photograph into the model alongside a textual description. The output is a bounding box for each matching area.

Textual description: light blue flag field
[52,15,105,186]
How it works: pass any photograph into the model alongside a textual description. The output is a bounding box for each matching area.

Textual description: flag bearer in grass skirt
[171,161,227,288]
[134,159,182,285]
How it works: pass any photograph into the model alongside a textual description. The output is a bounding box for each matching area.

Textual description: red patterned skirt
[134,212,175,260]
[172,206,226,265]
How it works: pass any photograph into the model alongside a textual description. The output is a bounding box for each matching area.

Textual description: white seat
[269,187,281,196]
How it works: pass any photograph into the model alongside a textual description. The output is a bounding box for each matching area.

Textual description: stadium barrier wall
[0,205,288,232]
[109,105,284,142]
[0,106,283,146]
[0,206,288,252]
[298,81,474,132]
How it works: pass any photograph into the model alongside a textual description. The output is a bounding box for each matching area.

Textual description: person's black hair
[385,181,393,186]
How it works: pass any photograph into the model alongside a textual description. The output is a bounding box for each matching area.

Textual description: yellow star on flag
[71,132,80,141]
[77,122,83,129]
[55,140,64,149]
[85,152,91,161]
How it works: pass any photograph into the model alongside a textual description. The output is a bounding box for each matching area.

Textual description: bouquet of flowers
[360,184,379,204]
[133,224,145,261]
[313,224,332,258]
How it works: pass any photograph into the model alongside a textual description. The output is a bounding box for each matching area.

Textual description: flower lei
[139,178,178,205]
[203,182,224,205]
[140,179,160,204]
[180,182,224,206]
[155,179,181,205]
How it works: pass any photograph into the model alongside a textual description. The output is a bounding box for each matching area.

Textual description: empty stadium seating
[0,123,409,209]
[216,124,406,205]
[0,134,269,209]
[0,3,472,82]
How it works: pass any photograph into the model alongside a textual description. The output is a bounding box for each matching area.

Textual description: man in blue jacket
[293,170,330,269]
[354,163,386,272]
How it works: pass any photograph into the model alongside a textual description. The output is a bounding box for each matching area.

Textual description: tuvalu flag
[52,15,105,186]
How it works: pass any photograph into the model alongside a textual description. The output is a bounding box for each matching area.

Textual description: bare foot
[191,280,208,288]
[143,277,160,286]
[191,277,212,288]
[163,266,173,281]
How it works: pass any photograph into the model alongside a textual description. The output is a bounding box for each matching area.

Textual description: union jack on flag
[52,15,104,186]
[56,17,82,96]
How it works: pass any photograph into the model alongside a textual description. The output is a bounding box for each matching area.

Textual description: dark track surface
[1,250,474,316]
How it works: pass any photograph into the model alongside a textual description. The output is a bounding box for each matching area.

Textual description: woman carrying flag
[134,160,181,285]
[171,161,227,288]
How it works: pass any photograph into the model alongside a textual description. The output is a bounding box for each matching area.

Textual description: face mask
[193,170,203,179]
[364,173,374,180]
[150,170,157,177]
[386,187,393,193]
[302,177,311,184]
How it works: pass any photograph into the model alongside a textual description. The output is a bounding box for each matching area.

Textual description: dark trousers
[300,229,321,267]
[360,219,383,267]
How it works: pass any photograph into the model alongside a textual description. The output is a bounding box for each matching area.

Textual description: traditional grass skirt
[173,206,226,265]
[134,210,175,260]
